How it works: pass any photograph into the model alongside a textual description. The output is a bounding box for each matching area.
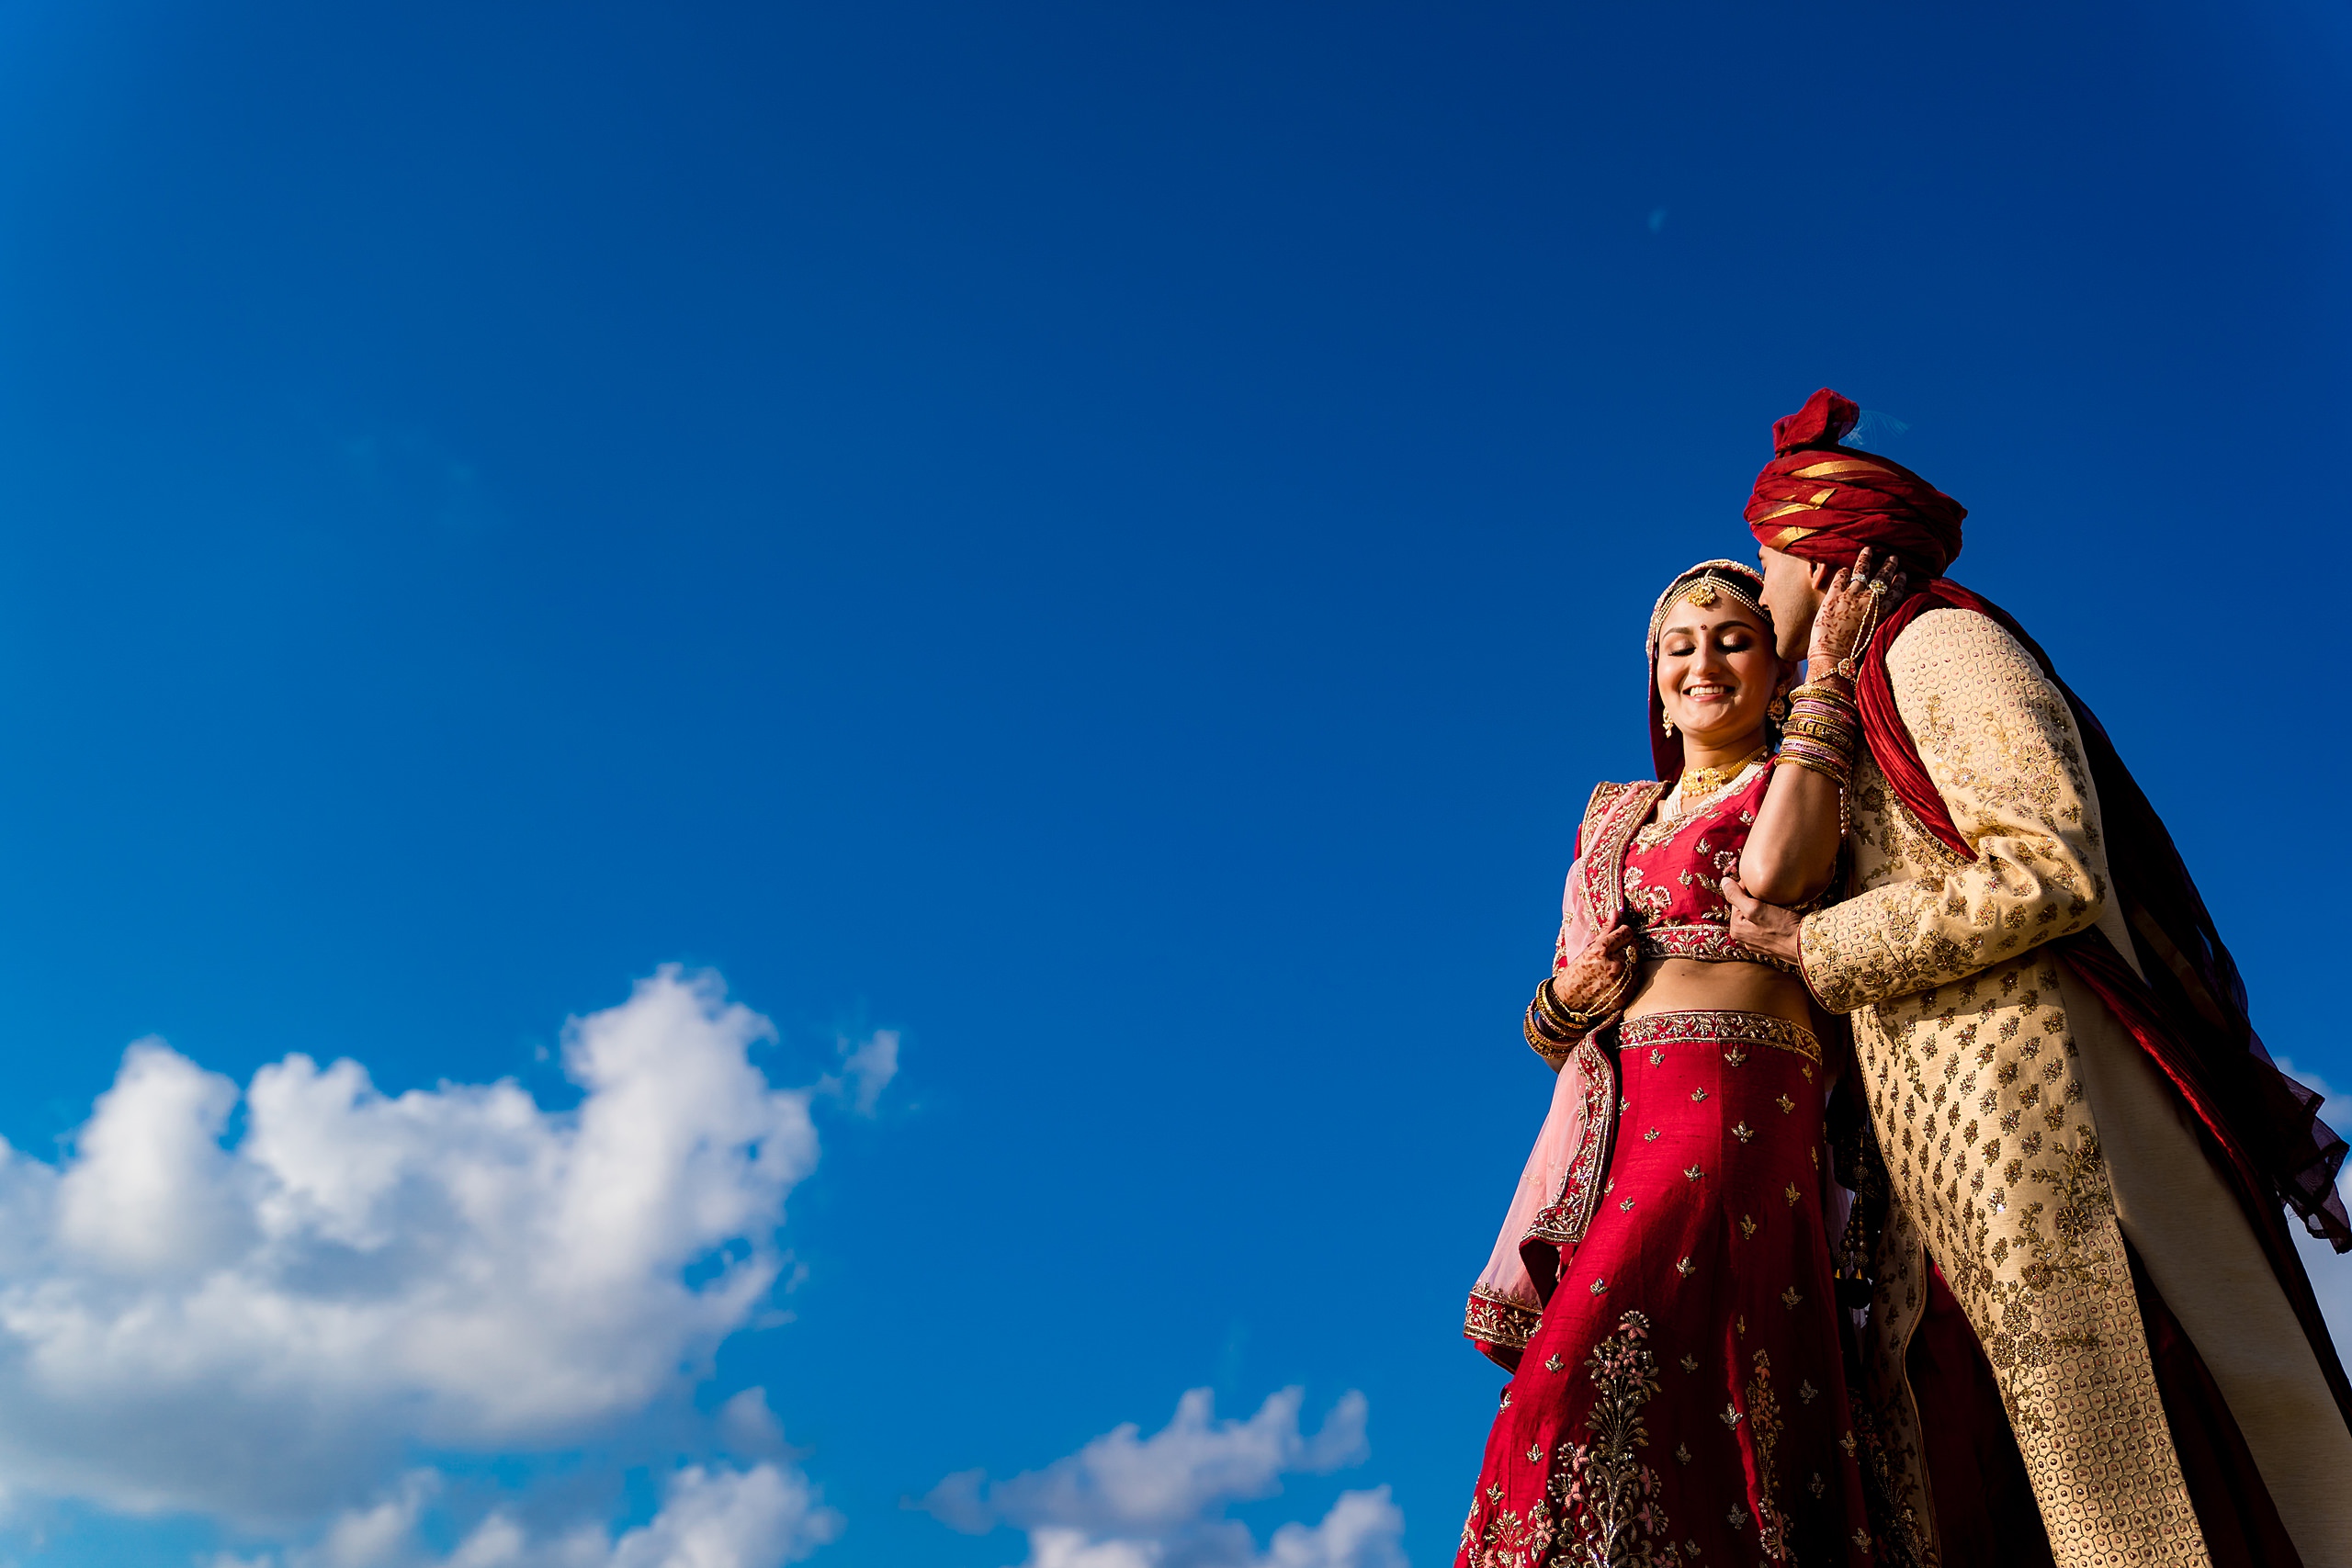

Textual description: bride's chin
[1679,717,1759,750]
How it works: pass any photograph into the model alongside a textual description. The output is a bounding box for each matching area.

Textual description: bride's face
[1655,600,1781,750]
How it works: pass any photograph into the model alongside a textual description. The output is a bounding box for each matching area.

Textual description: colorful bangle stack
[1524,968,1624,1062]
[1775,677,1860,789]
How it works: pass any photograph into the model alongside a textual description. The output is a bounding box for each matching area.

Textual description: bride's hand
[1806,545,1906,679]
[1722,875,1804,966]
[1549,922,1638,1016]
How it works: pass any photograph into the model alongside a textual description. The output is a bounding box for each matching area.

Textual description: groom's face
[1756,546,1822,663]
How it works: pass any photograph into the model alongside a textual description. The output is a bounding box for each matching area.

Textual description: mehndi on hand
[1805,545,1906,679]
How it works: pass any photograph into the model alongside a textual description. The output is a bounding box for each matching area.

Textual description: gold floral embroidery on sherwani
[1799,610,2210,1568]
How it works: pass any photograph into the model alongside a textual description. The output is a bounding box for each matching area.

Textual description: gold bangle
[1526,992,1577,1043]
[1595,960,1634,1012]
[1778,735,1852,766]
[1533,976,1596,1035]
[1524,1003,1574,1062]
[1775,750,1851,787]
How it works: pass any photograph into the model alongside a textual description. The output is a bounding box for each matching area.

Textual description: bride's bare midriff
[1621,957,1819,1032]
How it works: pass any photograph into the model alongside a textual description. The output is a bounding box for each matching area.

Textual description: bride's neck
[1679,726,1768,773]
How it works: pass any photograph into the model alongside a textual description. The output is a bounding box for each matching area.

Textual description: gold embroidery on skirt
[1745,1349,1790,1561]
[1555,1310,1681,1566]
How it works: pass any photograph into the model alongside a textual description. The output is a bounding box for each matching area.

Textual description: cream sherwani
[1800,608,2352,1568]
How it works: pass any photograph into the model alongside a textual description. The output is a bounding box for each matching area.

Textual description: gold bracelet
[1526,992,1577,1043]
[1524,1003,1574,1062]
[1775,749,1852,787]
[1778,732,1852,764]
[1532,975,1597,1036]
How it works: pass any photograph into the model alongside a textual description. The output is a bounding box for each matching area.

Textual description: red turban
[1744,389,1967,576]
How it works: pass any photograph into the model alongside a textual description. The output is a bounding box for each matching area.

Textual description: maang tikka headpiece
[1645,559,1770,659]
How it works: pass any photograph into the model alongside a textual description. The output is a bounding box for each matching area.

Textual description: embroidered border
[1577,781,1667,939]
[1620,1009,1822,1066]
[1526,1035,1620,1250]
[1634,921,1800,974]
[1464,1285,1542,1350]
[1630,758,1769,850]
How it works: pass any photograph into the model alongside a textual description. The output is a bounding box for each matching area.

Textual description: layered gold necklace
[1677,744,1770,803]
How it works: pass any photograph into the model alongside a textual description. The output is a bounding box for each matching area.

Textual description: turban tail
[1744,389,1967,576]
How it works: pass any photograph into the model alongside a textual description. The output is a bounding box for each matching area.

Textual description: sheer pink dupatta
[1463,860,1613,1368]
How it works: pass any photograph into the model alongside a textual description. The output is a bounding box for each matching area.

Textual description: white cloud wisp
[0,965,883,1534]
[922,1388,1406,1568]
[274,1459,839,1568]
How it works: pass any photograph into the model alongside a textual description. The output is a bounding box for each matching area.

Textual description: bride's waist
[1621,957,1816,1034]
[1630,919,1799,973]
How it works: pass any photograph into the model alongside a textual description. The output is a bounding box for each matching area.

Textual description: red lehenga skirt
[1457,1010,1875,1568]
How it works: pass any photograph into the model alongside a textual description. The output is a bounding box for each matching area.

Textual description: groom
[1720,390,2351,1568]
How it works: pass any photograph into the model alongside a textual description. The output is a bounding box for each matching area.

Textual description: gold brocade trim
[1525,1035,1620,1250]
[1464,1285,1542,1350]
[1745,1350,1791,1562]
[1631,758,1766,848]
[1577,780,1668,938]
[1619,1010,1822,1066]
[1634,922,1799,975]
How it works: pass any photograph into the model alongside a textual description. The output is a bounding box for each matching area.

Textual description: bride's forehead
[1657,601,1769,638]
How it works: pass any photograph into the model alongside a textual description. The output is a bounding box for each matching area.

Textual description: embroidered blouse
[1621,761,1781,967]
[1556,761,1792,976]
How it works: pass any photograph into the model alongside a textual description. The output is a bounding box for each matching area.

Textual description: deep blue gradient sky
[0,3,2346,1563]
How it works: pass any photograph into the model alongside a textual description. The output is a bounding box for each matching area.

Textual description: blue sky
[0,3,2344,1564]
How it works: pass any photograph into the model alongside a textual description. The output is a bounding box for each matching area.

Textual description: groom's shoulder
[1885,605,2050,701]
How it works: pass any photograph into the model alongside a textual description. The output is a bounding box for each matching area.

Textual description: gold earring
[1768,694,1791,723]
[1662,716,1677,738]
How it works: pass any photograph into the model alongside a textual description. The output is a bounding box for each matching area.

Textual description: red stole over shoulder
[1854,581,2352,1427]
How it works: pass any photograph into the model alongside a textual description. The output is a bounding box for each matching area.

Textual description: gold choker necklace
[1678,745,1769,801]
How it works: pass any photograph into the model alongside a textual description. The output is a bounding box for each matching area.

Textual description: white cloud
[283,1459,841,1568]
[818,1030,898,1118]
[311,1471,438,1568]
[922,1389,1404,1568]
[0,966,883,1538]
[718,1387,795,1457]
[54,1041,247,1277]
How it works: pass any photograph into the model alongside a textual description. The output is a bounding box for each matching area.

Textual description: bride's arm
[1736,551,1901,902]
[1737,752,1842,903]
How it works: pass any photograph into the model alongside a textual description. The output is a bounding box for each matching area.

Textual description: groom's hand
[1722,875,1804,966]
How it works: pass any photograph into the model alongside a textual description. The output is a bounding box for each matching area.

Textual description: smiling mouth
[1680,683,1734,702]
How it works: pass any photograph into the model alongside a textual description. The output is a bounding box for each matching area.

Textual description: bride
[1457,554,1894,1568]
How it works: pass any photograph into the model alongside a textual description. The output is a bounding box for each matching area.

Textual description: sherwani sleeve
[1798,609,2110,1014]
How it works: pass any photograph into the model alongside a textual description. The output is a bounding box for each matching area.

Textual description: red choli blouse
[1569,761,1795,973]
